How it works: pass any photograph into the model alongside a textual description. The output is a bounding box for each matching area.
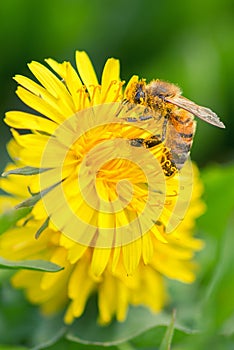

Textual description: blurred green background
[0,0,233,172]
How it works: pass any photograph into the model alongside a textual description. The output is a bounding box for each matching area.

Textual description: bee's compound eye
[158,94,165,100]
[134,90,145,103]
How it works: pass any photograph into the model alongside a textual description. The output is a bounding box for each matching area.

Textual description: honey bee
[125,79,225,170]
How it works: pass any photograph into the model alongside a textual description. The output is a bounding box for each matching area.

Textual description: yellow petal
[142,233,154,264]
[6,139,21,161]
[44,59,70,80]
[72,279,95,317]
[41,291,67,314]
[112,246,121,272]
[64,302,75,324]
[0,174,30,198]
[75,51,100,104]
[40,248,68,290]
[5,111,58,134]
[67,243,87,264]
[16,86,66,123]
[130,267,166,311]
[68,261,96,317]
[100,58,122,102]
[11,129,48,148]
[122,239,141,275]
[98,274,117,324]
[150,224,168,243]
[12,270,42,290]
[14,75,59,108]
[28,61,76,117]
[10,131,49,167]
[91,247,111,276]
[46,59,85,111]
[115,280,128,322]
[59,234,74,249]
[32,199,49,221]
[29,61,70,99]
[153,255,196,283]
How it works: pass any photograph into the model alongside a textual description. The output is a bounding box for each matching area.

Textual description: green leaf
[0,284,64,349]
[32,338,115,350]
[133,326,192,349]
[0,284,37,345]
[28,313,67,350]
[0,207,32,235]
[67,307,168,346]
[0,257,64,272]
[66,299,194,347]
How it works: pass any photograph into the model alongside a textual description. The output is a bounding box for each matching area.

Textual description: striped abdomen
[166,110,196,169]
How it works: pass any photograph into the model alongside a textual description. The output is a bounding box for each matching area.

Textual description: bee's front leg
[129,138,145,147]
[161,115,169,142]
[129,135,161,149]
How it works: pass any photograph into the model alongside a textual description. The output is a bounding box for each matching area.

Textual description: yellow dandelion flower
[0,51,205,325]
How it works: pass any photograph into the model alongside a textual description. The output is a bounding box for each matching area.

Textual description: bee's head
[125,81,146,105]
[133,82,147,104]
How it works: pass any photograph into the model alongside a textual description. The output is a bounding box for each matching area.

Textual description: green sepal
[15,193,42,209]
[15,181,61,209]
[35,216,50,239]
[0,256,64,272]
[2,166,50,177]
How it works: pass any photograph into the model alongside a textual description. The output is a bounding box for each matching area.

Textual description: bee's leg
[129,138,144,147]
[161,116,169,142]
[115,100,127,117]
[143,135,161,148]
[139,113,154,121]
[130,135,161,149]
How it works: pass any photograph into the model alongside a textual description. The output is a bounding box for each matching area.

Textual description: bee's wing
[165,96,225,128]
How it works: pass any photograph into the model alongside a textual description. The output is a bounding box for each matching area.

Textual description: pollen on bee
[125,80,146,104]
